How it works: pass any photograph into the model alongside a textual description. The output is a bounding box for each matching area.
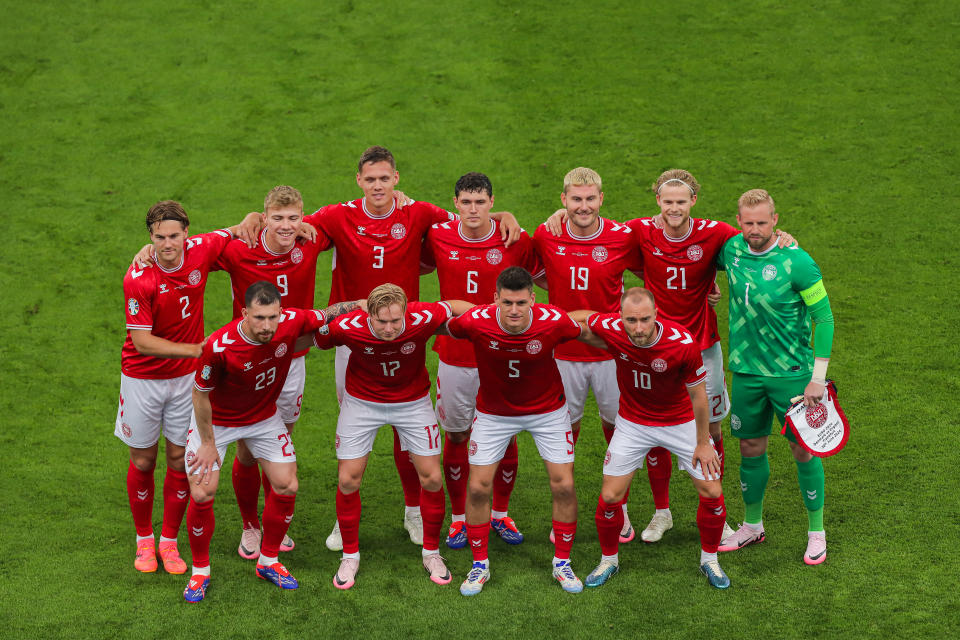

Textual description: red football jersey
[628,217,739,351]
[194,308,328,428]
[213,228,332,356]
[313,301,452,404]
[533,218,642,362]
[422,219,543,367]
[446,303,581,416]
[121,230,233,380]
[307,198,456,303]
[588,313,706,426]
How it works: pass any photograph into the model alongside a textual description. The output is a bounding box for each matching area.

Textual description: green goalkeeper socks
[796,457,826,530]
[739,454,770,525]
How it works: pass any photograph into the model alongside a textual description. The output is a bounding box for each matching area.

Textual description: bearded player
[421,172,543,549]
[570,288,731,589]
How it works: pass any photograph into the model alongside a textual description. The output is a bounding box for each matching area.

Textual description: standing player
[212,185,332,560]
[310,284,472,589]
[116,200,245,575]
[570,288,731,589]
[533,167,643,543]
[309,146,520,550]
[422,172,543,549]
[716,189,835,565]
[182,282,359,602]
[447,267,585,596]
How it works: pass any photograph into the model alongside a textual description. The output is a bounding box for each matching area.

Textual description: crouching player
[571,287,731,589]
[182,282,359,602]
[310,284,473,589]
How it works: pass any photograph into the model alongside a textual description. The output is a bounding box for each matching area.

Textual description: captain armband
[800,279,827,306]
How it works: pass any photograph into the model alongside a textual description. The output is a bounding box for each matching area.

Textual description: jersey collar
[495,307,533,335]
[565,217,604,241]
[630,321,663,348]
[361,197,396,220]
[663,219,694,243]
[458,219,497,243]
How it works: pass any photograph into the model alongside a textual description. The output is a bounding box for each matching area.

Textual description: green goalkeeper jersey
[717,236,829,377]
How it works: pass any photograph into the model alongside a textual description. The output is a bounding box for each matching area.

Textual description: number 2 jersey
[533,218,642,362]
[588,313,706,426]
[194,308,328,427]
[312,301,453,404]
[446,303,582,416]
[628,217,739,351]
[122,230,233,380]
[422,219,543,367]
[308,197,456,303]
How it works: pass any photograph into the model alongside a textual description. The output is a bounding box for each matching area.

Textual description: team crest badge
[592,246,609,263]
[731,414,741,431]
[762,264,778,280]
[687,244,703,261]
[783,381,850,457]
[275,344,288,358]
[186,451,196,465]
[391,223,407,239]
[335,434,341,449]
[486,248,503,265]
[188,269,202,286]
[401,341,416,355]
[603,451,611,466]
[651,358,668,372]
[121,422,132,438]
[127,298,139,315]
[526,339,542,354]
[291,247,303,264]
[317,325,330,335]
[469,440,478,456]
[201,365,212,380]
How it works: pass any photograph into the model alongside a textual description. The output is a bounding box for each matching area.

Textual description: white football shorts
[114,373,193,449]
[556,358,619,424]
[603,414,714,481]
[277,355,306,425]
[435,360,480,433]
[470,404,574,466]
[184,410,296,474]
[702,342,730,423]
[334,344,350,405]
[335,391,440,459]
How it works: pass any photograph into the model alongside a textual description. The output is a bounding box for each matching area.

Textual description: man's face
[655,184,697,233]
[149,220,188,267]
[495,287,534,333]
[357,160,399,211]
[560,184,603,233]
[264,204,302,252]
[369,302,405,341]
[621,297,658,346]
[737,202,779,251]
[242,301,282,344]
[454,190,494,232]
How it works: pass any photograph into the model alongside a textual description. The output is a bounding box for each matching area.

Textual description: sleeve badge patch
[201,365,212,380]
[127,298,140,315]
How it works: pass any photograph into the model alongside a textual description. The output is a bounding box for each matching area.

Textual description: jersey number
[569,266,589,290]
[466,270,479,294]
[277,432,294,457]
[381,360,400,376]
[255,367,277,390]
[373,245,385,269]
[424,424,440,449]
[632,370,651,390]
[276,274,288,297]
[744,282,750,306]
[666,266,687,290]
[179,296,191,319]
[508,360,520,378]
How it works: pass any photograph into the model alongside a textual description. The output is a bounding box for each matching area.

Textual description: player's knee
[549,478,576,504]
[600,487,625,505]
[739,437,766,457]
[467,480,491,504]
[130,452,157,472]
[448,430,470,444]
[190,483,216,503]
[696,480,722,499]
[788,441,812,463]
[271,475,298,495]
[420,470,443,492]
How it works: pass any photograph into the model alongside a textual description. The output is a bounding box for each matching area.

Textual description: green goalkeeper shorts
[729,372,809,441]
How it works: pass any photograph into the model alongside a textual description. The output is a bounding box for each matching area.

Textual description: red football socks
[492,437,518,513]
[420,487,445,552]
[646,447,672,510]
[127,461,155,537]
[552,519,576,560]
[231,457,262,530]
[466,521,490,563]
[697,494,726,553]
[393,428,421,508]
[187,497,215,568]
[713,433,725,479]
[443,433,469,516]
[595,496,623,557]
[261,492,296,557]
[336,488,362,554]
[160,468,189,539]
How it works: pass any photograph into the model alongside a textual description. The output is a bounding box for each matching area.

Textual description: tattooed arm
[294,299,365,352]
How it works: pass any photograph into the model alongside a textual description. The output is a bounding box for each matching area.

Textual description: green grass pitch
[1,1,957,638]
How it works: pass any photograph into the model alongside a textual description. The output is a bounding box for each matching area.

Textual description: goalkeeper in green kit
[716,189,834,565]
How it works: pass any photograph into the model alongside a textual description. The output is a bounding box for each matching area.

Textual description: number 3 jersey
[312,301,453,404]
[446,303,582,416]
[194,308,328,427]
[533,218,642,362]
[422,219,543,367]
[308,198,456,304]
[588,313,706,426]
[122,230,233,380]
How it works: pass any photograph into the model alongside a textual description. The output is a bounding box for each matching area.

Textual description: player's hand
[496,211,522,247]
[394,191,414,207]
[707,281,722,307]
[132,244,154,269]
[357,298,367,312]
[775,229,798,248]
[693,443,721,481]
[545,209,566,236]
[297,221,317,243]
[237,212,263,248]
[188,442,221,486]
[650,213,665,229]
[802,380,825,407]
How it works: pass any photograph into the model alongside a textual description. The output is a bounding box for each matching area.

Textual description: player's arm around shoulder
[569,310,607,350]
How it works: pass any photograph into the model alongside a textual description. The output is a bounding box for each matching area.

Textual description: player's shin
[261,492,296,557]
[646,447,672,510]
[595,497,623,557]
[796,457,825,531]
[336,488,362,554]
[443,433,469,516]
[187,498,215,568]
[465,522,490,564]
[393,428,421,508]
[552,519,577,561]
[161,469,189,539]
[231,457,262,530]
[420,486,446,551]
[492,438,518,513]
[740,454,770,524]
[127,460,156,537]
[697,494,726,553]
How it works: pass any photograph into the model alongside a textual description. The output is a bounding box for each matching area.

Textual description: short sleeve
[446,311,472,339]
[124,270,154,331]
[683,346,707,387]
[194,342,222,391]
